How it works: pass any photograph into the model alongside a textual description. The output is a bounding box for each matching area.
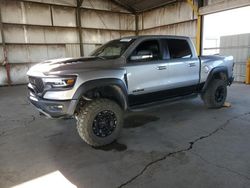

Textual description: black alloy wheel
[92,110,117,137]
[215,86,226,103]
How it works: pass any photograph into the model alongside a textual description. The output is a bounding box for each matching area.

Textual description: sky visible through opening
[202,6,250,55]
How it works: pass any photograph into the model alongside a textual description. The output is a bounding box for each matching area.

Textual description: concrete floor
[0,83,250,188]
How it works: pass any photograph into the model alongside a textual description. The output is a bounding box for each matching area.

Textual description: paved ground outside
[0,83,250,188]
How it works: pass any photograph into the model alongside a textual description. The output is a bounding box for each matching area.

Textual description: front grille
[29,76,44,93]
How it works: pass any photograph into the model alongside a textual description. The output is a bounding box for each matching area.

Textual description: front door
[125,39,169,105]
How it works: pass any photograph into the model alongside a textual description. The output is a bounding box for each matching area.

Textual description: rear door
[162,39,200,89]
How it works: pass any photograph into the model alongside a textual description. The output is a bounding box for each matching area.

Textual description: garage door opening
[202,6,250,82]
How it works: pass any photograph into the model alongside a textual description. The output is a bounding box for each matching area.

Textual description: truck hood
[27,57,123,77]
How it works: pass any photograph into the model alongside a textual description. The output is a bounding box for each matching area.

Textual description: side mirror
[130,50,153,61]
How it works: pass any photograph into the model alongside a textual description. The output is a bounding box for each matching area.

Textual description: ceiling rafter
[111,0,181,13]
[76,0,84,7]
[138,0,178,12]
[110,0,136,13]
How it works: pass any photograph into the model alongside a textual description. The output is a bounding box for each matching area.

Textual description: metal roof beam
[138,0,177,13]
[110,0,136,13]
[77,0,83,7]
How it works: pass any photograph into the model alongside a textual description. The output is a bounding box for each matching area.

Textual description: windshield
[91,38,135,59]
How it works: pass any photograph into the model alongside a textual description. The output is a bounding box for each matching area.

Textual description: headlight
[42,76,77,88]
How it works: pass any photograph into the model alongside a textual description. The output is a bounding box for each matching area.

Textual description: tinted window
[130,40,160,62]
[167,39,192,59]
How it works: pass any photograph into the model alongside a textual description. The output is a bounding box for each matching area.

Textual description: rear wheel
[202,79,227,108]
[75,99,123,146]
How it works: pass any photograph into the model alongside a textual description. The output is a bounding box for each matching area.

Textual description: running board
[128,93,198,112]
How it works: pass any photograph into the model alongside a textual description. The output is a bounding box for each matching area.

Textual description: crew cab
[27,35,234,146]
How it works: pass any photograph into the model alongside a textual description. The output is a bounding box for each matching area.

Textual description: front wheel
[75,99,123,146]
[201,79,227,108]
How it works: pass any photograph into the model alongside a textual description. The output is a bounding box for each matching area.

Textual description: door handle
[157,66,167,70]
[188,62,196,67]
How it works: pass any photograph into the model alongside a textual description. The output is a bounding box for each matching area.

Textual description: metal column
[135,14,139,36]
[0,8,11,85]
[186,0,202,56]
[76,0,84,56]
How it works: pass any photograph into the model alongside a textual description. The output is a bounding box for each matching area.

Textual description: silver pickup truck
[27,35,234,146]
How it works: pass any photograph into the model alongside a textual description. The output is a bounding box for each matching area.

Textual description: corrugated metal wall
[0,0,199,86]
[201,0,250,15]
[220,33,250,82]
[138,2,197,45]
[0,0,135,85]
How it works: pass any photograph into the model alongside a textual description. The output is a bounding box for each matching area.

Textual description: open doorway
[202,6,250,82]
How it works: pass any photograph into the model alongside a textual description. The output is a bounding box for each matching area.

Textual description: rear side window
[167,39,192,59]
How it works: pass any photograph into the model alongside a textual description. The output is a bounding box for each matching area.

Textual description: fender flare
[202,66,228,93]
[72,78,128,110]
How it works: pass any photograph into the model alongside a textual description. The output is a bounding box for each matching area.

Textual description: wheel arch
[202,66,228,93]
[73,78,128,110]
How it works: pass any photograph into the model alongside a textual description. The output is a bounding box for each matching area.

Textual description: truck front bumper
[28,92,78,118]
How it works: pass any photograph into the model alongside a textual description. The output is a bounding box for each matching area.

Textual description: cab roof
[120,35,190,40]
